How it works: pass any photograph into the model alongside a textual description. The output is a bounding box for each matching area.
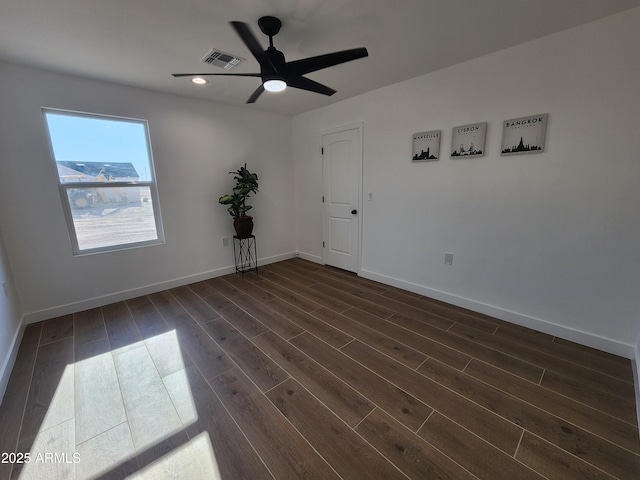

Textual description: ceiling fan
[172,16,369,104]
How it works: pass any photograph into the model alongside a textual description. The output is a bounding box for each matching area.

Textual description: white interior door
[322,125,362,273]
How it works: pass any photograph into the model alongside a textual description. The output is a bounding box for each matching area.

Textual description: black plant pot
[233,216,254,238]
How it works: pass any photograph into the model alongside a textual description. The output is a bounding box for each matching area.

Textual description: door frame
[321,122,364,273]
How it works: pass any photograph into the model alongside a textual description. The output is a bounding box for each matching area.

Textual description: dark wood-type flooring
[1,258,638,479]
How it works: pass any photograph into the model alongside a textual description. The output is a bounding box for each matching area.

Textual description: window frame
[42,108,165,255]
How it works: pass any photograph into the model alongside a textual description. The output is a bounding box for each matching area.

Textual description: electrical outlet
[367,191,373,201]
[222,237,229,247]
[444,253,453,265]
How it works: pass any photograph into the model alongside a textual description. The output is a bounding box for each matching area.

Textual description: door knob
[351,209,357,214]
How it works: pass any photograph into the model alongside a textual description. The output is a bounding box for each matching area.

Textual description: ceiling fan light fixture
[263,79,286,92]
[191,77,207,85]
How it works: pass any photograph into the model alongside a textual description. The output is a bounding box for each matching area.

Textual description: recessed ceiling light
[191,77,207,85]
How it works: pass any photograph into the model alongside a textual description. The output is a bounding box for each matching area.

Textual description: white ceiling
[2,0,639,116]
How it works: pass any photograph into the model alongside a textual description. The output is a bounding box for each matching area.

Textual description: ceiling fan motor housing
[262,48,286,75]
[258,16,282,38]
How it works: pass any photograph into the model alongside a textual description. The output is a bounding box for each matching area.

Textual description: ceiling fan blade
[172,73,262,77]
[230,21,273,68]
[285,76,336,96]
[246,84,265,104]
[286,47,368,76]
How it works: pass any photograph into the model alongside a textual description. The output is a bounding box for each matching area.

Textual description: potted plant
[218,164,259,238]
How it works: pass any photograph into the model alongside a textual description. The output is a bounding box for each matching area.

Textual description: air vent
[200,49,244,70]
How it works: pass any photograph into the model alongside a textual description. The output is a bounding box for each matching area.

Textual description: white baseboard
[359,268,635,359]
[22,251,297,325]
[0,315,25,403]
[634,347,640,428]
[295,251,322,264]
[291,257,635,358]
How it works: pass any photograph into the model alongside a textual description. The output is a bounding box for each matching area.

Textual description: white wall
[293,8,640,356]
[635,327,640,425]
[0,62,295,321]
[0,226,23,401]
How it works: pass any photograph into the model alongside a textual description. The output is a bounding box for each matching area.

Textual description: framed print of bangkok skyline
[412,130,440,162]
[450,122,486,158]
[501,113,548,156]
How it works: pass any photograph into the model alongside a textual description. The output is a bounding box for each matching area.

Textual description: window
[43,109,164,254]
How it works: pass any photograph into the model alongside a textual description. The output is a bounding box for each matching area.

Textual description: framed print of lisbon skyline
[412,130,440,162]
[501,113,548,156]
[450,122,486,158]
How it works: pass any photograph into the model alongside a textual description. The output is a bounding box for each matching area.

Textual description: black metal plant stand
[233,235,258,277]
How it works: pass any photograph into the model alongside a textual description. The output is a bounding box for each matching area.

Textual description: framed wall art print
[501,113,548,156]
[450,122,487,158]
[412,130,440,162]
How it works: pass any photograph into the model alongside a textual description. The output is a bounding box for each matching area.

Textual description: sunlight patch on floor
[127,432,222,480]
[17,330,217,480]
